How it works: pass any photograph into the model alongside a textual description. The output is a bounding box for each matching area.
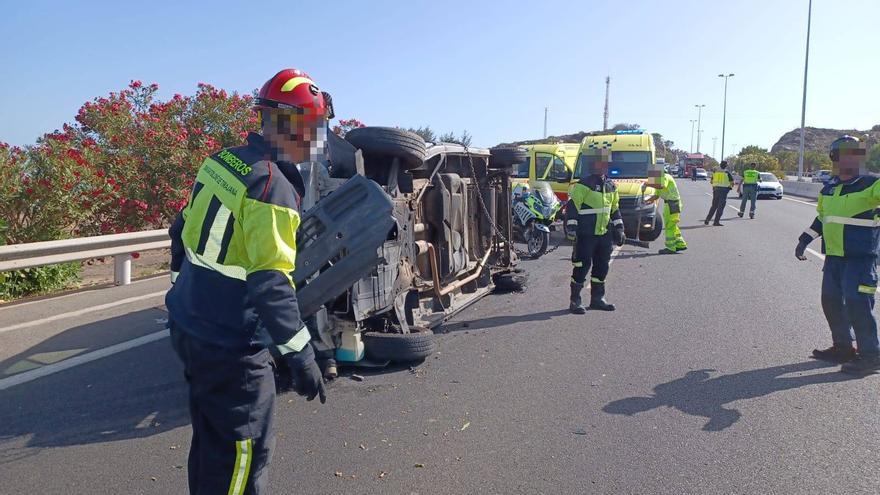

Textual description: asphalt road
[1,180,878,495]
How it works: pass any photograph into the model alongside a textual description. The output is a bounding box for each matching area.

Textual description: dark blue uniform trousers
[571,232,613,285]
[171,325,275,494]
[821,256,879,357]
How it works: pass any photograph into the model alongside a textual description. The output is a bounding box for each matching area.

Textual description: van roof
[581,132,654,151]
[523,143,580,157]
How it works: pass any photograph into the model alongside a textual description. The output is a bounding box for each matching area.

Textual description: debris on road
[460,421,471,431]
[334,471,344,478]
[414,463,426,468]
[351,374,365,382]
[378,471,388,479]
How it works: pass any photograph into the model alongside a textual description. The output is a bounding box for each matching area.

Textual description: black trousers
[571,232,614,285]
[171,325,275,495]
[705,187,730,223]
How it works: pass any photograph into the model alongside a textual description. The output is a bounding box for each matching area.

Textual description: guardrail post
[114,254,132,286]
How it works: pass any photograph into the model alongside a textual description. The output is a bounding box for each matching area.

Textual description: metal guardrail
[0,229,170,285]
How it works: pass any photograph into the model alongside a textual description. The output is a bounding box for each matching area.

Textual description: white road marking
[699,192,825,261]
[703,192,742,213]
[0,329,169,391]
[782,196,817,207]
[0,274,169,313]
[0,290,167,334]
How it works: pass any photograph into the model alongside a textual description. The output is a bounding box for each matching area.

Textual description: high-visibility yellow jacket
[565,174,624,236]
[799,175,880,258]
[711,170,734,188]
[167,132,309,352]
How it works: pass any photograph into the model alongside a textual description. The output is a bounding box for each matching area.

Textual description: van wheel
[489,147,528,169]
[345,127,427,170]
[363,328,436,363]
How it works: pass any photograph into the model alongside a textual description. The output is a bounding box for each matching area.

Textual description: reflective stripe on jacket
[565,174,623,236]
[166,132,306,349]
[798,175,880,258]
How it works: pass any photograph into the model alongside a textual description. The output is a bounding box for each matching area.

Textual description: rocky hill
[771,125,880,154]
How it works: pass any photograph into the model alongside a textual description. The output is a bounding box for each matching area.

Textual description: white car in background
[738,172,784,199]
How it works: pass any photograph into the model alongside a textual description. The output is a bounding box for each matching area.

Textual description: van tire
[363,328,436,362]
[345,127,427,170]
[489,147,528,169]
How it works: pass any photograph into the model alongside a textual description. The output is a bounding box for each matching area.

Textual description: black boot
[569,283,586,314]
[588,282,616,311]
[841,355,880,375]
[738,212,744,218]
[812,344,857,363]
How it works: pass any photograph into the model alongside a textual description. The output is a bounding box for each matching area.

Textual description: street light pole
[712,137,718,159]
[797,0,813,181]
[695,104,706,153]
[543,106,548,139]
[718,73,735,162]
[690,119,697,153]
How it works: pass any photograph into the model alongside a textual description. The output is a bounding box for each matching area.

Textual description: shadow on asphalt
[0,312,188,462]
[441,309,572,333]
[602,360,856,432]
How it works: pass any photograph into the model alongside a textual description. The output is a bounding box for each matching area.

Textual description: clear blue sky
[2,0,878,158]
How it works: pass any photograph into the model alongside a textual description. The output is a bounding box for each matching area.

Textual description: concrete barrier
[781,180,823,200]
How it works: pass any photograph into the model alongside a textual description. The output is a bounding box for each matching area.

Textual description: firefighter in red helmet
[167,68,330,494]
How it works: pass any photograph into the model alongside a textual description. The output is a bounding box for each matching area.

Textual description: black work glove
[795,241,808,261]
[284,344,327,403]
[614,228,626,247]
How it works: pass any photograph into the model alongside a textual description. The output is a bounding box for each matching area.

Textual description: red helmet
[255,69,327,121]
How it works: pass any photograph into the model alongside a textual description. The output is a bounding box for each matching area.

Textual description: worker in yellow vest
[704,161,735,226]
[739,164,760,219]
[658,172,687,254]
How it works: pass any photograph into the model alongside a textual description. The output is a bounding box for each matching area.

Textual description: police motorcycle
[512,181,563,258]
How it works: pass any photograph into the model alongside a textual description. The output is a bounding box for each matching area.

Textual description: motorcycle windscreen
[531,181,558,206]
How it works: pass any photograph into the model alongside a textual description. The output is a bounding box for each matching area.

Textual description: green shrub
[0,263,82,301]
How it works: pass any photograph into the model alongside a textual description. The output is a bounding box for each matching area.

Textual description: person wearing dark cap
[704,161,735,226]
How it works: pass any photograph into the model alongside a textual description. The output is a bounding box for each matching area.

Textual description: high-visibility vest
[712,171,731,188]
[567,176,622,236]
[800,176,880,257]
[166,132,309,351]
[743,169,759,185]
[659,173,682,213]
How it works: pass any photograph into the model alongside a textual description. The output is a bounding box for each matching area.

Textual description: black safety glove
[795,241,808,261]
[284,344,327,403]
[614,228,626,247]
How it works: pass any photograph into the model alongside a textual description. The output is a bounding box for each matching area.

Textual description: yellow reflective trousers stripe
[228,439,253,495]
[858,285,877,295]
